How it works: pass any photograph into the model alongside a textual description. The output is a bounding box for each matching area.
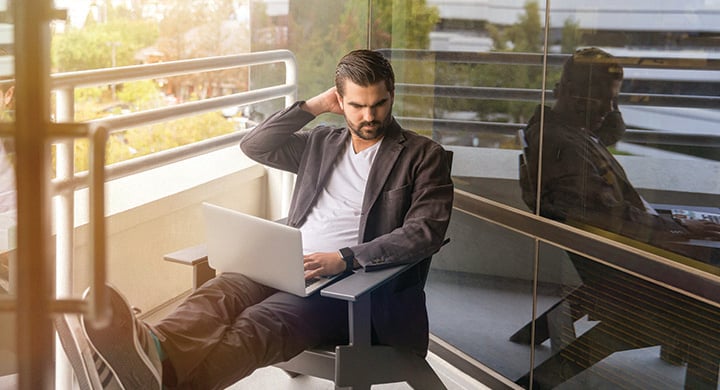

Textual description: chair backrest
[54,313,122,390]
[419,148,454,288]
[517,128,531,182]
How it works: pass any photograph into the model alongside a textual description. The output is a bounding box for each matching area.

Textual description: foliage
[116,80,163,110]
[156,0,248,103]
[73,112,237,172]
[278,0,439,124]
[52,19,158,72]
[561,18,584,54]
[432,1,545,125]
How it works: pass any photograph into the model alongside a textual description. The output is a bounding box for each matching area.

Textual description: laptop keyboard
[305,277,320,287]
[702,214,720,224]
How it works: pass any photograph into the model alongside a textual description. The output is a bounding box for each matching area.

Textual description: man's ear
[334,90,344,110]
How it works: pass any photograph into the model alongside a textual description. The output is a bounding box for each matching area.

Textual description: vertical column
[13,0,54,388]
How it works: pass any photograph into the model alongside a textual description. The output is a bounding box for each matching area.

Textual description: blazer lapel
[292,129,348,224]
[361,120,405,215]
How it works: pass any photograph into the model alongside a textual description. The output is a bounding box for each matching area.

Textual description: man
[519,47,720,251]
[82,49,454,389]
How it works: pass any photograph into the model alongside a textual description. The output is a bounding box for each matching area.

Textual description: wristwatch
[339,247,355,273]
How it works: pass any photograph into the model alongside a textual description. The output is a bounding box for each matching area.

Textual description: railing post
[281,55,298,217]
[14,0,55,387]
[53,86,76,390]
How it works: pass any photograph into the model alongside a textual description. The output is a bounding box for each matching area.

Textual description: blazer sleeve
[240,101,315,174]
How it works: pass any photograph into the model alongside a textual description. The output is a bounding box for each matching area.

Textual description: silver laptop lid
[202,202,306,296]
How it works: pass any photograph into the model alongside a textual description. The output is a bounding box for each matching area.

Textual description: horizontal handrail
[53,129,249,193]
[51,50,297,88]
[397,84,720,109]
[398,117,720,148]
[85,84,293,135]
[47,50,297,193]
[452,189,720,308]
[379,49,720,71]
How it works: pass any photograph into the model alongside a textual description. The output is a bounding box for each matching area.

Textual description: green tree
[561,18,584,53]
[116,80,163,110]
[283,0,438,123]
[52,16,158,72]
[433,1,544,126]
[157,0,249,102]
[73,112,237,172]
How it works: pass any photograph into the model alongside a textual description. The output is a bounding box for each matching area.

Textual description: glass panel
[529,246,720,389]
[427,212,537,383]
[526,1,720,389]
[368,0,546,384]
[530,2,720,273]
[251,0,371,122]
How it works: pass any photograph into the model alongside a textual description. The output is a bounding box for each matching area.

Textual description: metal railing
[46,50,297,389]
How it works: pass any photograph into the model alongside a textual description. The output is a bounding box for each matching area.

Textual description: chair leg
[516,322,650,389]
[406,359,447,390]
[279,369,301,378]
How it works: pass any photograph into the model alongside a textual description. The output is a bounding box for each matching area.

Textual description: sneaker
[54,312,123,390]
[81,284,162,389]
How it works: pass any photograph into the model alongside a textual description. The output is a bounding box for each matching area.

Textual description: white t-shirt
[300,137,382,254]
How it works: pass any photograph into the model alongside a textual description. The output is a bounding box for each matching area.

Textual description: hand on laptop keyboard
[303,251,347,279]
[679,219,720,240]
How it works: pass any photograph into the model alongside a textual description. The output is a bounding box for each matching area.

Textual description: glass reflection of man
[519,47,720,255]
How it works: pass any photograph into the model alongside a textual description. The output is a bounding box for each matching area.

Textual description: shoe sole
[82,285,161,390]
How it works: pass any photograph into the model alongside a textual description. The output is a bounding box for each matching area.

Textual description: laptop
[202,202,341,297]
[670,209,720,225]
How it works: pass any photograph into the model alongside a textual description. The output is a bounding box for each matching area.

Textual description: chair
[164,246,448,390]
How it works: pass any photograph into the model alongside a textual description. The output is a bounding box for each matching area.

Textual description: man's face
[336,80,394,142]
[570,79,622,131]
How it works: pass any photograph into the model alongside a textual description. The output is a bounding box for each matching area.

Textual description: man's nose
[363,107,375,122]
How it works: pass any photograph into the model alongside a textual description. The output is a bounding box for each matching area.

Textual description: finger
[304,268,321,280]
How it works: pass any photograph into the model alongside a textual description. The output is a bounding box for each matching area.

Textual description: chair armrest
[164,244,208,266]
[320,263,414,302]
[163,244,214,290]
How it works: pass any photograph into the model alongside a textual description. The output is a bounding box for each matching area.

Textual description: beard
[346,113,392,141]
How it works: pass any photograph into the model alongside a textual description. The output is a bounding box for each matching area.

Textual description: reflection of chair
[513,129,585,352]
[165,246,448,390]
[512,134,720,388]
[513,243,720,389]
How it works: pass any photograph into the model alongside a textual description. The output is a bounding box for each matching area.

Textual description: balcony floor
[145,292,489,390]
[226,351,488,389]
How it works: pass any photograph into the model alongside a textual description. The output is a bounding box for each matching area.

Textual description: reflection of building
[428,0,720,52]
[426,0,720,153]
[134,46,164,65]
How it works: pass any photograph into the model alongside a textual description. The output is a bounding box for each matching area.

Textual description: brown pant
[151,272,348,390]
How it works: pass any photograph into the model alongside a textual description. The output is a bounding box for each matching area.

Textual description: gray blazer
[240,102,453,355]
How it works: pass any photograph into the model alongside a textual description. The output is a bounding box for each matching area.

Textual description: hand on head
[302,87,344,117]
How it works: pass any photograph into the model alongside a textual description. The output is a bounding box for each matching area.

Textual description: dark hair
[335,50,395,96]
[560,47,623,92]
